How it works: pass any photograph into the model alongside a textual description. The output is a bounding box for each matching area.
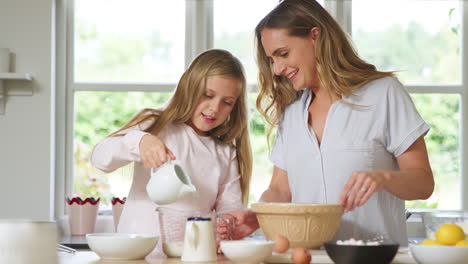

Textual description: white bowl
[221,240,275,264]
[409,244,468,264]
[86,233,159,260]
[163,241,183,257]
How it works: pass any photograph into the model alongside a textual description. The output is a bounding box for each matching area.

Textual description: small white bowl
[221,240,275,264]
[86,233,159,260]
[410,244,468,264]
[163,241,184,257]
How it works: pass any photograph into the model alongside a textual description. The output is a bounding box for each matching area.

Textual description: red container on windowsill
[111,197,126,232]
[66,197,100,235]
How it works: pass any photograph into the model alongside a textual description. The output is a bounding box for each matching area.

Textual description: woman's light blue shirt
[270,77,430,245]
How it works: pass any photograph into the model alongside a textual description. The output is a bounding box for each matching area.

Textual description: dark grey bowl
[324,241,399,264]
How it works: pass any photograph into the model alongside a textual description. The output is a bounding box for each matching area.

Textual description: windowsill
[406,213,425,238]
[58,215,116,236]
[58,214,116,249]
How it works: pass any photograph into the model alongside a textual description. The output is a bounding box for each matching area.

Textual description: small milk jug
[181,217,217,262]
[146,159,197,205]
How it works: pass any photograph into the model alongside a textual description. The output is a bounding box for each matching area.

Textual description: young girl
[91,49,252,241]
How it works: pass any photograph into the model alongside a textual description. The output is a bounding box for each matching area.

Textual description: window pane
[352,0,461,85]
[248,93,275,203]
[406,94,460,210]
[213,0,279,84]
[74,91,171,207]
[74,0,185,83]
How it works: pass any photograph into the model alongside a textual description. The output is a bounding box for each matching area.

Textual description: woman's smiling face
[261,27,320,90]
[187,76,241,136]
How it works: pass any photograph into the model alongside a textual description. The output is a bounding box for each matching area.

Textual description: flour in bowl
[336,238,381,246]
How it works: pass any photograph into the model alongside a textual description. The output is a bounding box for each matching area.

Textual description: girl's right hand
[225,210,259,240]
[139,134,176,168]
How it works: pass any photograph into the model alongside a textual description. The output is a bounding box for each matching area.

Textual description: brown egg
[273,234,290,253]
[291,247,312,264]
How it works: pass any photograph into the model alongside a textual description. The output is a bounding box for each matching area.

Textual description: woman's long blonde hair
[109,49,252,205]
[255,0,394,140]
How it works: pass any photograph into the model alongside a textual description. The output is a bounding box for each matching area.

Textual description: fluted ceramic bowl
[251,203,344,249]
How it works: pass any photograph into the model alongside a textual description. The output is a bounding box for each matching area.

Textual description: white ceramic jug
[146,159,197,205]
[181,217,217,262]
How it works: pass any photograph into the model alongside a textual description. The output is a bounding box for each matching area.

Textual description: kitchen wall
[0,0,55,220]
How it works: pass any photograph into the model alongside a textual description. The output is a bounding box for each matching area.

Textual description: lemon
[420,239,442,245]
[456,240,468,246]
[435,224,466,245]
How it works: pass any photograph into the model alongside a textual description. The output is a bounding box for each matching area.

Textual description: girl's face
[261,27,319,90]
[187,76,241,136]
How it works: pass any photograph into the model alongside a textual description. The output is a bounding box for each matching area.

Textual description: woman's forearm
[259,187,292,202]
[382,168,434,200]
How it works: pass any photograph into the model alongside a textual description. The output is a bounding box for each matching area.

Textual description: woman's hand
[139,134,176,168]
[338,170,390,212]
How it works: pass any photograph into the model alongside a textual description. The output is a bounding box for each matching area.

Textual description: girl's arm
[339,136,434,212]
[92,129,176,172]
[91,130,149,173]
[225,166,291,240]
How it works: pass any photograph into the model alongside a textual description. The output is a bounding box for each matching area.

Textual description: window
[63,0,467,212]
[213,0,278,202]
[75,0,185,83]
[352,0,465,210]
[67,0,282,208]
[69,0,186,208]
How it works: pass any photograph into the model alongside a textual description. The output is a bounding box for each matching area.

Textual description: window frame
[329,1,468,211]
[55,0,468,218]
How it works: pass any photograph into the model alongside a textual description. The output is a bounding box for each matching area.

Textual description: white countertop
[58,248,416,264]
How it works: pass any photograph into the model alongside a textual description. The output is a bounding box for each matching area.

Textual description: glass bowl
[422,211,468,240]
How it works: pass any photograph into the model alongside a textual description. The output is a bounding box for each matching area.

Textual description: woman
[230,0,433,245]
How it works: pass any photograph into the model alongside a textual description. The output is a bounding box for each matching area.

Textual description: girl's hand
[139,134,176,168]
[338,170,390,212]
[216,210,259,253]
[216,213,236,253]
[227,210,260,240]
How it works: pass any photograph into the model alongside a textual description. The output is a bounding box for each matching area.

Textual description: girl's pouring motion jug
[146,159,196,205]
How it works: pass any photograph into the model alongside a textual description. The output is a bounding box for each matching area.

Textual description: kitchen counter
[61,235,89,249]
[59,251,228,264]
[59,249,417,264]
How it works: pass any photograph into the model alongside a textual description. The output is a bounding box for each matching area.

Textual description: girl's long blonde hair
[255,0,394,140]
[109,49,252,205]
